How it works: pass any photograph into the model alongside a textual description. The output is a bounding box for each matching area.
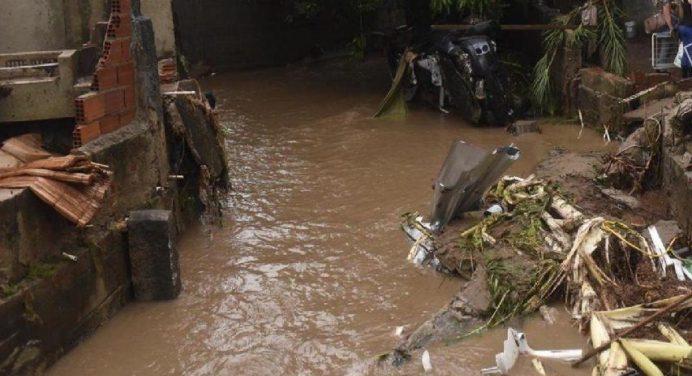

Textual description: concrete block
[580,67,634,98]
[0,188,71,284]
[507,120,542,136]
[662,149,692,236]
[577,84,624,130]
[127,210,181,301]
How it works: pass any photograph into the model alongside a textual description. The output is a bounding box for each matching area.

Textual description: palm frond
[598,0,628,75]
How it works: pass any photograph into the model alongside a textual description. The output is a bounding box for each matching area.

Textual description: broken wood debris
[401,173,691,375]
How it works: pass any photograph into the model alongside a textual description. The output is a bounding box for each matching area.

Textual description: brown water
[49,59,607,375]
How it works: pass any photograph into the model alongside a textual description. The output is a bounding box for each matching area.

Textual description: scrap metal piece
[430,140,520,232]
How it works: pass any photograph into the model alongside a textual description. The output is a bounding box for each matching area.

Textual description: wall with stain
[0,0,174,58]
[0,0,69,53]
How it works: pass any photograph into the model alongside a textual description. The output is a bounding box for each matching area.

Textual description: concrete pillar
[127,210,181,300]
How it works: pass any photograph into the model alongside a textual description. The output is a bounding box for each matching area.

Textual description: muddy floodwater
[49,59,609,375]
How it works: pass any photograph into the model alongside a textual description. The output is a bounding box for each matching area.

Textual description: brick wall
[73,0,137,148]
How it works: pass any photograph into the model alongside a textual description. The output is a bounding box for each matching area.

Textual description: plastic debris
[422,350,432,372]
[539,306,557,325]
[531,358,547,375]
[481,329,519,375]
[484,203,505,216]
[395,326,405,337]
[61,252,78,262]
[482,328,582,375]
[647,226,689,281]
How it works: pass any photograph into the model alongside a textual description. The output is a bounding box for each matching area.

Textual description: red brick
[103,88,125,114]
[76,122,102,145]
[117,63,135,86]
[111,0,132,14]
[100,40,122,65]
[72,129,82,148]
[107,14,132,38]
[124,86,136,109]
[99,114,121,134]
[75,92,105,124]
[92,66,118,91]
[120,109,135,126]
[120,38,132,62]
[100,38,132,66]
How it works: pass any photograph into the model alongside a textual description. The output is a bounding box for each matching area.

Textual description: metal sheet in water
[430,140,519,232]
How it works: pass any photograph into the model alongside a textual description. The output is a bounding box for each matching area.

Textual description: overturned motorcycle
[375,22,516,126]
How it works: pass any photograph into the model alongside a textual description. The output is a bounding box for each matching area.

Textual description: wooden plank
[432,24,576,31]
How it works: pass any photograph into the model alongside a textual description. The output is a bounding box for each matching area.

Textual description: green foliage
[1,284,18,298]
[285,0,384,22]
[531,1,625,114]
[431,0,503,17]
[598,0,628,76]
[28,263,55,280]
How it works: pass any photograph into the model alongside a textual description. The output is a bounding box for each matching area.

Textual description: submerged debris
[400,171,691,374]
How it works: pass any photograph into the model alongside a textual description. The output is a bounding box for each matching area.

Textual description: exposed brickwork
[75,92,105,124]
[73,0,137,148]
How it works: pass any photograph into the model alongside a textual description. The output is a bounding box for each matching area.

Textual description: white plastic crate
[652,31,678,70]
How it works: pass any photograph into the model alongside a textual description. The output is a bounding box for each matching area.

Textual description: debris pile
[0,134,112,226]
[402,172,691,374]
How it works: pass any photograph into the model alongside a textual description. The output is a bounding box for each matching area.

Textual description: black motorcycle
[383,22,515,126]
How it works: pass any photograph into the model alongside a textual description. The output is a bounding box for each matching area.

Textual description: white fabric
[675,42,684,67]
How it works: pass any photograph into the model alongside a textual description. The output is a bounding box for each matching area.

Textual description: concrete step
[622,96,677,125]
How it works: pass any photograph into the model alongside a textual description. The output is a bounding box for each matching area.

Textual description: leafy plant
[598,0,628,76]
[531,0,625,114]
[431,0,505,18]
